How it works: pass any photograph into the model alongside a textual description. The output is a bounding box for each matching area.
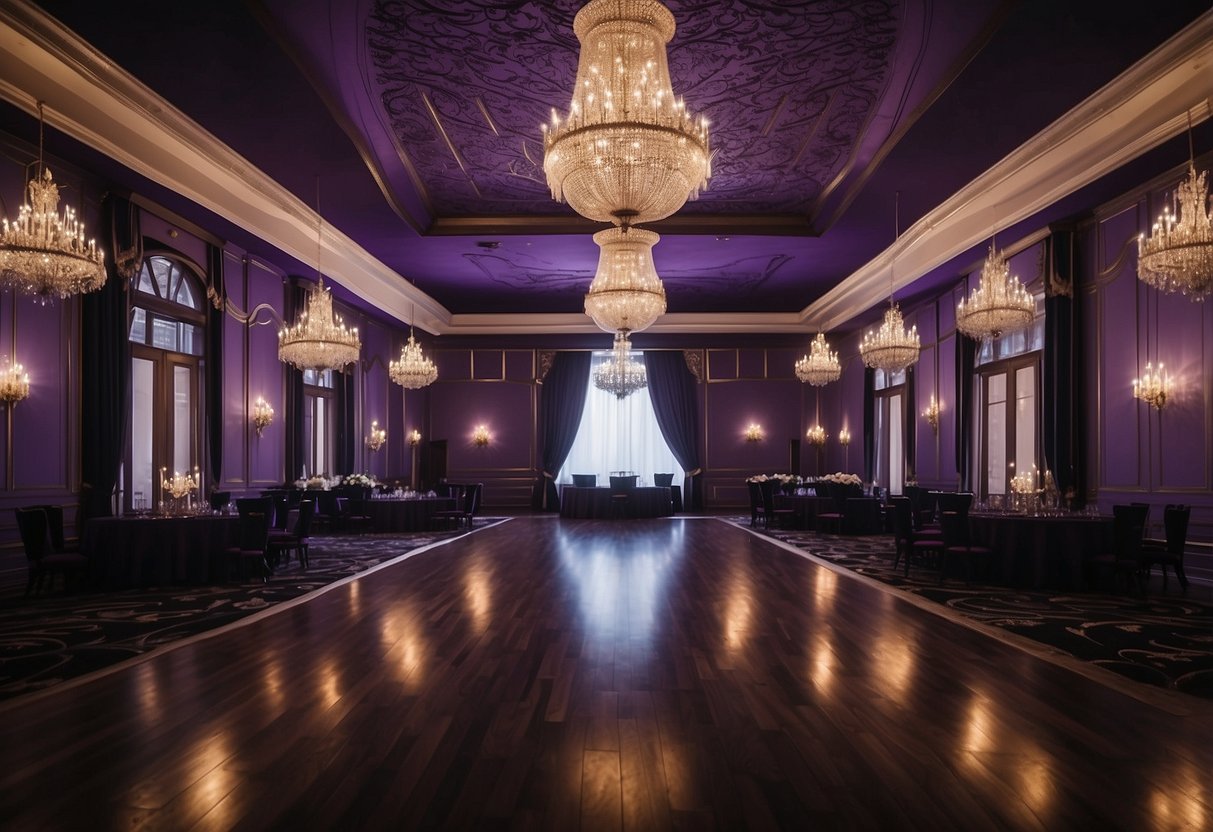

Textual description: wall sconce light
[408,429,422,447]
[472,424,491,446]
[838,428,851,446]
[744,423,764,442]
[366,419,386,451]
[252,396,274,437]
[1132,362,1170,410]
[806,424,827,446]
[922,395,942,434]
[0,357,30,404]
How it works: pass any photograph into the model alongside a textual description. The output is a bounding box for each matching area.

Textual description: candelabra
[1132,362,1170,410]
[0,358,30,404]
[472,425,491,447]
[366,420,386,451]
[408,429,422,447]
[838,427,851,470]
[252,396,274,437]
[161,466,200,514]
[922,395,941,434]
[744,423,764,442]
[806,425,827,446]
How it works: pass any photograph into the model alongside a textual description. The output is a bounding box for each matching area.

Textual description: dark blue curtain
[862,368,875,482]
[1044,228,1080,498]
[903,366,916,480]
[535,352,592,511]
[644,350,703,511]
[334,368,356,475]
[80,195,134,520]
[284,279,306,482]
[205,243,224,494]
[955,337,976,491]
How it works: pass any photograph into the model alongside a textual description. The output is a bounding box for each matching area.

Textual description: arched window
[126,254,207,511]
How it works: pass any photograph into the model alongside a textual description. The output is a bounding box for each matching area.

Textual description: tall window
[302,369,335,477]
[873,368,905,495]
[126,254,206,511]
[559,351,682,485]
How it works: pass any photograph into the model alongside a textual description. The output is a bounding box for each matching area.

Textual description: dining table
[358,496,457,532]
[83,513,239,587]
[559,486,674,519]
[967,511,1115,589]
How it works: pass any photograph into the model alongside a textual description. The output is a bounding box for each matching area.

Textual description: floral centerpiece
[343,473,376,488]
[818,472,862,486]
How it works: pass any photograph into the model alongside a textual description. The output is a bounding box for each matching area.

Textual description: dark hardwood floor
[1,518,1209,830]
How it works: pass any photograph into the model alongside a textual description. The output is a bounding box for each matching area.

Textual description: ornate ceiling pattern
[366,0,900,219]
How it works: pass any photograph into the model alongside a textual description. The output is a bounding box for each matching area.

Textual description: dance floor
[0,517,1208,829]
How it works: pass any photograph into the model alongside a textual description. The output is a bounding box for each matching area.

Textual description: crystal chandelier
[956,243,1035,340]
[594,331,648,399]
[861,195,919,372]
[278,206,361,372]
[543,0,710,227]
[1132,362,1170,410]
[390,328,438,389]
[795,333,842,386]
[584,227,667,334]
[0,103,106,300]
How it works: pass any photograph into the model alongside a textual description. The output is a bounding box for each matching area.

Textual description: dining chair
[814,482,844,533]
[890,497,944,576]
[758,479,795,529]
[653,473,674,487]
[15,507,88,596]
[268,500,315,569]
[208,490,232,511]
[1141,504,1190,590]
[1088,504,1148,594]
[939,511,992,584]
[747,481,765,527]
[227,510,271,582]
[572,474,597,487]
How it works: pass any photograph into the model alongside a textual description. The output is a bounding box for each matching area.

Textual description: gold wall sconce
[0,357,30,404]
[366,419,386,451]
[408,429,422,447]
[1132,362,1170,410]
[838,428,851,446]
[252,396,274,437]
[806,424,827,446]
[744,423,764,442]
[472,424,491,447]
[922,395,942,434]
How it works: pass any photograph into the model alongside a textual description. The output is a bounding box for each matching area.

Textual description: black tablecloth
[559,486,674,519]
[83,514,239,587]
[968,513,1114,589]
[773,494,834,530]
[359,497,457,532]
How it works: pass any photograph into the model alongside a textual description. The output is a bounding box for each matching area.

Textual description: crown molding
[805,9,1213,332]
[444,311,810,336]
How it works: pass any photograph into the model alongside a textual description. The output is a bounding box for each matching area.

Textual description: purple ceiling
[26,0,1213,323]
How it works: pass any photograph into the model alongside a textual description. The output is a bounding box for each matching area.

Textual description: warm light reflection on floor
[136,666,163,727]
[812,568,837,611]
[723,557,753,655]
[872,632,917,702]
[260,652,285,709]
[808,632,836,696]
[1152,776,1208,830]
[961,690,994,762]
[379,600,428,690]
[463,561,494,634]
[318,656,342,707]
[187,730,235,824]
[347,578,362,618]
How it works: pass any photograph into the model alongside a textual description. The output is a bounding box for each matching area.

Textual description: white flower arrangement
[343,473,376,488]
[818,472,862,486]
[746,473,803,485]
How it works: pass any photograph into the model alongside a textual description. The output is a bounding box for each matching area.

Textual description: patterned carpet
[728,519,1213,699]
[0,521,506,703]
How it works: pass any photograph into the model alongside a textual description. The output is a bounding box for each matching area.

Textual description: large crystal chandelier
[956,243,1036,340]
[0,103,106,300]
[795,333,842,386]
[278,206,360,371]
[390,327,438,389]
[543,0,710,228]
[1138,163,1213,300]
[594,331,647,399]
[861,194,919,372]
[584,226,667,334]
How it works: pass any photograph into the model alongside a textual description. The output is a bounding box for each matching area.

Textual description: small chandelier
[279,185,361,372]
[0,358,30,404]
[584,227,667,334]
[795,333,842,386]
[543,0,710,228]
[806,424,827,446]
[0,103,106,301]
[861,194,919,372]
[366,420,386,451]
[390,328,438,389]
[956,243,1035,340]
[1138,112,1212,300]
[1132,362,1170,410]
[593,331,648,399]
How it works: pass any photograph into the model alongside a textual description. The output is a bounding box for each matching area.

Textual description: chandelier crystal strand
[593,331,647,399]
[860,192,919,371]
[543,0,710,226]
[1138,161,1213,300]
[390,327,438,389]
[956,243,1036,340]
[584,226,667,333]
[795,332,841,386]
[0,103,106,300]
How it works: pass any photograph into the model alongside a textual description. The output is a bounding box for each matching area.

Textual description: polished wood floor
[1,518,1209,830]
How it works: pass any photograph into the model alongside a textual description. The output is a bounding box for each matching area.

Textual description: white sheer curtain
[558,351,683,486]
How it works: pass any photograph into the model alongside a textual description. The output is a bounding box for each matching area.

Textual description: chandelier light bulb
[543,0,710,226]
[584,227,666,334]
[390,328,438,389]
[795,332,842,386]
[956,243,1035,340]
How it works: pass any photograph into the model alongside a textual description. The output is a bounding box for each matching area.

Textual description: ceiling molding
[445,312,811,337]
[805,9,1213,332]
